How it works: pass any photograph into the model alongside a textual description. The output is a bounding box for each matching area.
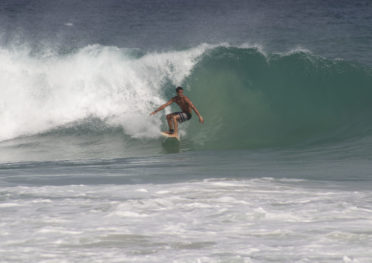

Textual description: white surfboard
[160,131,180,141]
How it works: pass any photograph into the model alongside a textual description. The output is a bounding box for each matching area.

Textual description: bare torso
[150,89,204,128]
[173,95,192,114]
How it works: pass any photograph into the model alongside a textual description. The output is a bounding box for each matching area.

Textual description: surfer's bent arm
[150,98,175,115]
[186,97,204,123]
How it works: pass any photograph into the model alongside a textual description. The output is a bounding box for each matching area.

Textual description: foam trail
[0,44,209,141]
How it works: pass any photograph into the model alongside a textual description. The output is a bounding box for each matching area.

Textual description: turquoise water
[1,1,372,262]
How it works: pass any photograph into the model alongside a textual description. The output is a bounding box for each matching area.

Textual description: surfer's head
[176,86,184,95]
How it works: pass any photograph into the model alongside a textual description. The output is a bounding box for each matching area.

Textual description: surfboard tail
[161,131,180,141]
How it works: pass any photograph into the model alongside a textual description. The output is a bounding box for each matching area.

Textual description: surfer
[150,87,204,136]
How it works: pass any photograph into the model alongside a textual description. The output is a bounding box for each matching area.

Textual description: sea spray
[0,44,209,141]
[1,44,372,152]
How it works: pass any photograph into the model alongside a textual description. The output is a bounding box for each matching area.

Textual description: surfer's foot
[168,129,175,134]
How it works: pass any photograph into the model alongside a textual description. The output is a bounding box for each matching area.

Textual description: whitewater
[0,44,209,142]
[1,43,372,263]
[1,0,372,262]
[1,43,372,159]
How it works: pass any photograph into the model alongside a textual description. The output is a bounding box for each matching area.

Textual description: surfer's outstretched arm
[186,97,204,123]
[150,98,175,115]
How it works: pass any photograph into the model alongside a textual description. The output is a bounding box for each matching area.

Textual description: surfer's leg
[172,114,180,135]
[166,113,176,134]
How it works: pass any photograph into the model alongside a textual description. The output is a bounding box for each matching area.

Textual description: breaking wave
[1,44,372,153]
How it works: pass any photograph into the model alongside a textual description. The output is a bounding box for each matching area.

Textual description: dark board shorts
[175,112,192,123]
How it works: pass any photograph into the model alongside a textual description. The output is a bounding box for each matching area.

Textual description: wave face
[1,44,372,155]
[185,47,372,149]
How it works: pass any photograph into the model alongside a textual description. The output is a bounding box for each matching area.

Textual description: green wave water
[2,45,372,163]
[185,47,372,149]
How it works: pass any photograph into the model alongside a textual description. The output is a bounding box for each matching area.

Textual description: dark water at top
[0,0,372,64]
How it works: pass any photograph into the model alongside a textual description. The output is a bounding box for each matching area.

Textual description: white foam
[0,44,211,141]
[109,210,149,218]
[136,188,148,193]
[239,42,267,56]
[0,203,21,207]
[276,46,313,56]
[2,179,372,262]
[38,228,82,235]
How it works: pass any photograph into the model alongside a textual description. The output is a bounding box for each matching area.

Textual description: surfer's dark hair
[176,86,183,92]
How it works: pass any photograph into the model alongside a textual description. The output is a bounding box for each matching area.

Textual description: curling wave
[1,44,372,153]
[185,46,372,149]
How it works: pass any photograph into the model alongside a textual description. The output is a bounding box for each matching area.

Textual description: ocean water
[1,0,372,262]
